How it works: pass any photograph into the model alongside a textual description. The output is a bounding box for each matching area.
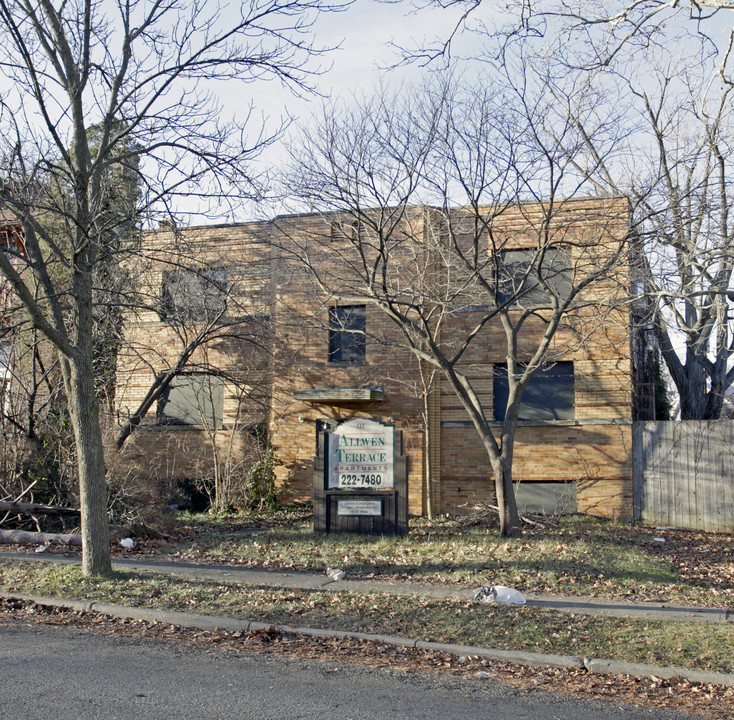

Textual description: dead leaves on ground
[1,597,732,720]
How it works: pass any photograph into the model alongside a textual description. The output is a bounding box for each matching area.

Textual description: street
[0,621,710,720]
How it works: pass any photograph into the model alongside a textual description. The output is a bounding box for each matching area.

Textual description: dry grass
[1,556,733,674]
[151,510,734,608]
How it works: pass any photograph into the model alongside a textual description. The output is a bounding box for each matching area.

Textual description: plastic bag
[471,584,526,605]
[326,567,345,581]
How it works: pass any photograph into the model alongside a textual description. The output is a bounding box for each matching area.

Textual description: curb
[2,591,732,688]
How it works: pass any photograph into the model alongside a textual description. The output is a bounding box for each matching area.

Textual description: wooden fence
[633,421,734,532]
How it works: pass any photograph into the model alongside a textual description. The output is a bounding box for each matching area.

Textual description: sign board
[312,417,408,535]
[337,500,383,516]
[327,419,394,490]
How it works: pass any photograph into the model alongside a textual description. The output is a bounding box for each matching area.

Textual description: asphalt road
[0,621,708,720]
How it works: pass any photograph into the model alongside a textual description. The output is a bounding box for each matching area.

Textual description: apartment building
[116,197,635,518]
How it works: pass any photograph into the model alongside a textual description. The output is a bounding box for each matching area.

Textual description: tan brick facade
[116,199,635,519]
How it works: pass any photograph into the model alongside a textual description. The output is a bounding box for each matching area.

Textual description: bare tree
[281,79,629,535]
[410,1,734,70]
[0,0,343,575]
[402,1,734,419]
[499,9,734,418]
[501,1,734,76]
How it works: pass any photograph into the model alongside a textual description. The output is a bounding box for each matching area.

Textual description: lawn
[1,559,732,674]
[151,509,733,608]
[1,510,732,675]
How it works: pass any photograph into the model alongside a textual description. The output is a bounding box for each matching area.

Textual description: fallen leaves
[1,596,732,719]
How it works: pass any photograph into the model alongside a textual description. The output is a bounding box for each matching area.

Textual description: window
[0,225,24,255]
[161,268,227,322]
[495,247,572,306]
[493,362,574,422]
[328,305,366,365]
[158,374,224,427]
[330,218,362,241]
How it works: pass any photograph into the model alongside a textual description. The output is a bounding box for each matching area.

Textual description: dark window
[493,362,574,421]
[496,247,572,306]
[328,305,366,365]
[161,268,227,322]
[158,374,224,427]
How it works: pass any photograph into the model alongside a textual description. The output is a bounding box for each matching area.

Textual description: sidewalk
[1,550,731,623]
[1,549,732,688]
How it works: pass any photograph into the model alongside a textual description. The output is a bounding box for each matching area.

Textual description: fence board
[633,421,734,532]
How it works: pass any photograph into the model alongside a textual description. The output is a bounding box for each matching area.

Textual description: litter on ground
[326,567,346,581]
[453,585,526,605]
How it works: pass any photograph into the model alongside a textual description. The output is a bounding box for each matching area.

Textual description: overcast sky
[229,0,491,221]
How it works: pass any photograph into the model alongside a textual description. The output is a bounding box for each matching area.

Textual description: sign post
[313,418,408,535]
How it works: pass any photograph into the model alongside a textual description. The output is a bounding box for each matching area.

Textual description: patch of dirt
[0,596,731,719]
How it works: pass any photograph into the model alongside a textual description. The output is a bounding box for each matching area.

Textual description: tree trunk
[491,455,521,537]
[671,353,726,420]
[679,387,724,420]
[63,356,112,576]
[423,390,434,520]
[677,373,724,420]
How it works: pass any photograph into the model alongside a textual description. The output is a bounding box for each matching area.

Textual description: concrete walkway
[1,550,732,688]
[1,550,731,624]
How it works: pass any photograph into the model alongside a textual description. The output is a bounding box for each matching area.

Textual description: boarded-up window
[496,247,572,306]
[161,268,227,322]
[328,305,366,365]
[493,362,574,421]
[515,482,577,515]
[158,374,223,427]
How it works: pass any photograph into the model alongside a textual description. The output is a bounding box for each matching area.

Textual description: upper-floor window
[158,373,223,428]
[328,305,366,365]
[493,362,575,422]
[496,247,572,307]
[161,268,227,322]
[330,218,362,241]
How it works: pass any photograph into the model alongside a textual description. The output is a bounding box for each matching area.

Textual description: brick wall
[116,199,635,519]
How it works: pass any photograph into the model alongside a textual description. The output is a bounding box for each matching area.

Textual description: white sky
[221,0,491,221]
